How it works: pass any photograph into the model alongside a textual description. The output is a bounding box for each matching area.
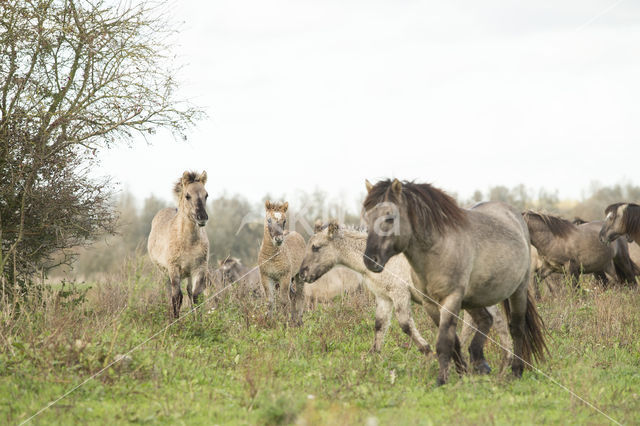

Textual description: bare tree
[0,0,203,295]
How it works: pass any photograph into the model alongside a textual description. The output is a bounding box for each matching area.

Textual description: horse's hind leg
[465,307,493,374]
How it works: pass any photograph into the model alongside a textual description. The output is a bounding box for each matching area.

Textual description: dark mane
[363,180,467,237]
[607,203,640,235]
[523,211,576,238]
[173,171,202,197]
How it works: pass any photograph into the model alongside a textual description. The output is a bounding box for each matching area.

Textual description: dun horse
[362,179,547,385]
[523,211,638,286]
[258,201,306,320]
[299,220,512,362]
[148,171,209,319]
[600,203,640,246]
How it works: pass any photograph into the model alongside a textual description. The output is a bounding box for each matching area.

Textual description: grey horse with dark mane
[362,179,547,386]
[600,203,640,246]
[523,211,638,286]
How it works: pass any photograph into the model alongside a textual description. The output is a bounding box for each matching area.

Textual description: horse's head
[299,220,340,282]
[600,203,628,244]
[264,200,289,246]
[175,171,209,227]
[362,179,411,272]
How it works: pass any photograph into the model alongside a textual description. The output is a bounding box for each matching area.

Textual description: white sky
[99,0,640,205]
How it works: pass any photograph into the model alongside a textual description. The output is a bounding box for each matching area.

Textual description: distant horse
[299,220,512,363]
[362,179,547,385]
[523,211,638,286]
[148,171,209,319]
[258,201,306,321]
[600,203,640,246]
[218,257,263,299]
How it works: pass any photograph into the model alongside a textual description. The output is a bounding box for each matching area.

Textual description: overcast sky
[98,0,640,206]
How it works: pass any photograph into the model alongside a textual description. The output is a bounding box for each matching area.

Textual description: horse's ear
[198,170,207,185]
[265,200,272,210]
[391,179,402,196]
[181,171,192,187]
[365,179,373,194]
[328,219,340,239]
[314,219,323,233]
[282,202,289,212]
[219,259,224,266]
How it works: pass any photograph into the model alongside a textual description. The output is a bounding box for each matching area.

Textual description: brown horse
[258,201,306,320]
[362,179,547,385]
[523,211,638,286]
[148,171,209,318]
[600,203,640,246]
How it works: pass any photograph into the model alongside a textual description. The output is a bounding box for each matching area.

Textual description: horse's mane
[363,180,467,237]
[173,171,204,197]
[523,211,576,238]
[606,203,640,234]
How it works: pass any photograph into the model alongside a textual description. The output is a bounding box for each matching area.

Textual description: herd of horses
[147,171,640,386]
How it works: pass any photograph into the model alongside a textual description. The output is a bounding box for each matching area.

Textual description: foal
[258,201,306,319]
[148,171,210,318]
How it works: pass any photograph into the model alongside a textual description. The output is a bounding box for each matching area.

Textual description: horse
[362,179,547,385]
[298,220,512,363]
[258,201,306,322]
[600,203,640,246]
[218,257,263,299]
[147,171,209,319]
[523,211,638,286]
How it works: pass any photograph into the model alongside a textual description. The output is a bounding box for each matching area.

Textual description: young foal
[258,201,306,318]
[601,203,640,246]
[299,221,512,364]
[148,171,209,318]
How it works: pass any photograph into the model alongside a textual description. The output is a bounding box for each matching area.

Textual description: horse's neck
[260,225,279,256]
[528,226,557,255]
[175,209,200,243]
[335,231,369,275]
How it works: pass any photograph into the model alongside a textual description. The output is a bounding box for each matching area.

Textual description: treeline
[55,182,640,281]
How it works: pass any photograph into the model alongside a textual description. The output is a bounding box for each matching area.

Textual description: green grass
[1,270,639,425]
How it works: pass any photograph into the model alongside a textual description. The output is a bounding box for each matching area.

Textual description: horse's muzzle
[363,252,385,273]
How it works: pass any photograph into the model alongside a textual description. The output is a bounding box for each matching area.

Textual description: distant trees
[0,0,201,295]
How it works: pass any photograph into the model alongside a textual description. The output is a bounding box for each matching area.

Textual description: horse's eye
[385,217,394,224]
[312,245,320,252]
[185,194,191,200]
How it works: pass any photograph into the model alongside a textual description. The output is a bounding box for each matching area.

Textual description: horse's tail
[502,290,549,366]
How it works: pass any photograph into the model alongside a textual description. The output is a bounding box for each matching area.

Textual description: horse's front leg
[168,272,183,319]
[278,274,292,311]
[371,295,392,353]
[434,292,466,385]
[289,274,306,327]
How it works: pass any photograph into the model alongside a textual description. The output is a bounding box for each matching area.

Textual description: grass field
[1,258,639,425]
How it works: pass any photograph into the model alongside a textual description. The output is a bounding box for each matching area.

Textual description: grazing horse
[600,203,640,246]
[523,211,638,286]
[148,171,209,319]
[298,220,512,362]
[258,201,306,321]
[362,179,547,385]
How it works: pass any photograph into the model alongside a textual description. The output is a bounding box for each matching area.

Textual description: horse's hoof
[436,377,447,386]
[473,360,491,375]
